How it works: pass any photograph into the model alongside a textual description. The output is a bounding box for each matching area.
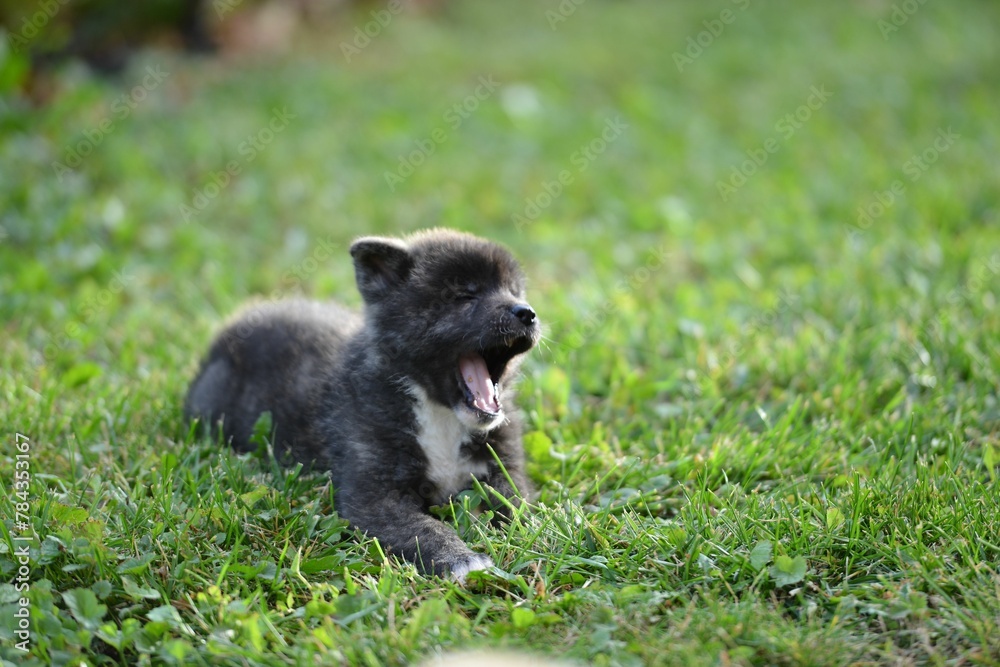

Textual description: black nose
[511,303,536,326]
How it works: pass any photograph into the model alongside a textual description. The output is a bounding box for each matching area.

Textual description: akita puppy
[185,229,540,579]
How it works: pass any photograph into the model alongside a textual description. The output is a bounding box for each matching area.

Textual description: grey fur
[184,229,540,579]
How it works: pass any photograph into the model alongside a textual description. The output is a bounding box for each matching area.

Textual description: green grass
[2,0,1000,664]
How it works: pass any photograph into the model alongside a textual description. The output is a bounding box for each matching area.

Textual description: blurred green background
[1,0,999,665]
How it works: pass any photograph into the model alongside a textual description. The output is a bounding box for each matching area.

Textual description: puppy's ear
[350,237,413,303]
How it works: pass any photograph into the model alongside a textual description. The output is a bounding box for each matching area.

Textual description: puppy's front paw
[447,553,493,583]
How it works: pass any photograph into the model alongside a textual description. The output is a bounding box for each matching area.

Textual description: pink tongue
[460,355,499,414]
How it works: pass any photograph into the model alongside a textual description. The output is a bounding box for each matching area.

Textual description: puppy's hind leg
[185,358,237,440]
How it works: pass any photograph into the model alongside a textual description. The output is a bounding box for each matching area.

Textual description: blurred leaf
[60,362,103,388]
[50,502,89,526]
[523,430,556,465]
[239,485,270,508]
[117,553,156,575]
[123,575,161,601]
[769,555,808,587]
[511,606,536,629]
[91,580,113,599]
[147,604,185,629]
[749,540,772,572]
[62,588,107,631]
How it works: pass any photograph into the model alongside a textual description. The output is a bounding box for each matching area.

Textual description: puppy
[184,229,540,580]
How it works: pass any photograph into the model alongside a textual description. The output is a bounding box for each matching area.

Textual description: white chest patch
[407,384,489,502]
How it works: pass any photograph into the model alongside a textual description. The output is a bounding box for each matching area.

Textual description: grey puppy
[185,229,540,580]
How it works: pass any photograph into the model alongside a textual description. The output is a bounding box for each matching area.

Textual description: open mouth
[458,337,534,418]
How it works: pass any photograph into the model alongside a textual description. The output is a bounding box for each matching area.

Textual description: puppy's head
[351,229,540,430]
